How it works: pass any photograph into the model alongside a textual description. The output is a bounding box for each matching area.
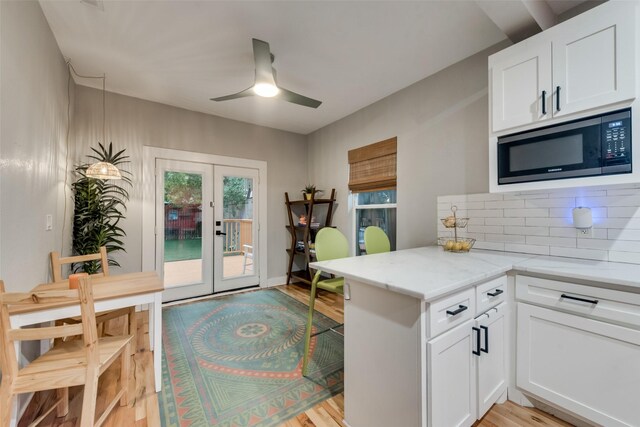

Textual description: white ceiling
[38,1,585,135]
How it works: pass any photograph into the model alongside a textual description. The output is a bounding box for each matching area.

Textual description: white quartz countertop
[310,247,640,301]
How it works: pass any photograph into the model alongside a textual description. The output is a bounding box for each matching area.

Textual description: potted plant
[72,142,131,274]
[301,184,322,200]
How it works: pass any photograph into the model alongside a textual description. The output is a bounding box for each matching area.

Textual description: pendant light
[86,74,122,180]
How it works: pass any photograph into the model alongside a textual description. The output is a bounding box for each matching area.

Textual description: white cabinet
[490,1,636,133]
[517,302,640,427]
[491,42,551,132]
[475,303,507,419]
[427,301,507,426]
[428,319,476,427]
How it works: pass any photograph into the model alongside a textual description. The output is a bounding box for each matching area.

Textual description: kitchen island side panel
[344,279,424,427]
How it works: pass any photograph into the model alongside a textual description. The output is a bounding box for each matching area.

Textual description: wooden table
[8,272,164,395]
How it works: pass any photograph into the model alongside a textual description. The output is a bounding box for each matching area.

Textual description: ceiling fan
[211,38,322,109]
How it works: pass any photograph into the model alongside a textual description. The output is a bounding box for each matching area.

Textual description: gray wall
[73,86,308,280]
[307,42,510,250]
[0,0,73,292]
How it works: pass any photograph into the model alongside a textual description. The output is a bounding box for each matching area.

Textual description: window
[348,137,397,255]
[354,190,397,255]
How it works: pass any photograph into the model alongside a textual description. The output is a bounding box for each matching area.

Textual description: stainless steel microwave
[498,109,632,185]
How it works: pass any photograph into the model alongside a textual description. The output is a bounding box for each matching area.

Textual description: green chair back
[315,227,349,261]
[364,226,391,255]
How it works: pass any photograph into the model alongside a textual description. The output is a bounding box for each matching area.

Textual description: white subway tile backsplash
[504,226,549,236]
[549,227,577,237]
[608,207,640,218]
[550,246,608,261]
[608,229,640,241]
[525,217,572,227]
[485,217,525,226]
[437,185,640,265]
[525,198,575,208]
[467,209,503,218]
[526,236,576,248]
[485,234,526,243]
[504,243,550,255]
[504,208,548,218]
[467,225,504,234]
[466,193,504,202]
[484,200,525,209]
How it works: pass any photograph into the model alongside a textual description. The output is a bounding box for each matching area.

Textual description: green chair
[302,227,349,376]
[364,226,391,254]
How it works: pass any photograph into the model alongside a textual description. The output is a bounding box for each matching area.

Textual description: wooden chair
[50,248,135,340]
[302,227,348,376]
[0,277,132,427]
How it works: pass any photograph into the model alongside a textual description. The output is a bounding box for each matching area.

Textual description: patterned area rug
[159,289,344,427]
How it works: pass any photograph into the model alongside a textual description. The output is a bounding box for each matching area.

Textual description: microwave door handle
[556,86,561,112]
[541,90,547,116]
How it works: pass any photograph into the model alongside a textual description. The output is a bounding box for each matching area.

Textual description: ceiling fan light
[86,161,122,180]
[253,83,279,98]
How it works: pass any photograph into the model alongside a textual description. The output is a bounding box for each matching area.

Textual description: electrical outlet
[576,228,593,238]
[46,214,53,231]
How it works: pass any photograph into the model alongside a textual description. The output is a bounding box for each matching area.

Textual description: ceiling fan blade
[278,87,322,108]
[210,87,254,102]
[252,38,276,85]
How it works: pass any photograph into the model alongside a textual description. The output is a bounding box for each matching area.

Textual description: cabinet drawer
[516,275,640,327]
[428,287,475,338]
[476,276,507,314]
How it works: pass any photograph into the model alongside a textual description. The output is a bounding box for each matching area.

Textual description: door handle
[215,230,227,236]
[541,90,547,115]
[487,289,504,297]
[556,86,561,111]
[446,305,468,316]
[472,327,481,356]
[480,325,489,353]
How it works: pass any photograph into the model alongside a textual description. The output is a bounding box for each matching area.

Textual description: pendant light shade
[86,161,122,180]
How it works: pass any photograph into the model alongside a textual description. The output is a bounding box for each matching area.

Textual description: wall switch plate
[46,214,53,231]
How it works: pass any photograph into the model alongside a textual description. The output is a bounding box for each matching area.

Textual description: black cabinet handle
[487,289,504,297]
[472,327,481,356]
[215,230,227,236]
[541,90,547,115]
[556,86,561,111]
[560,293,598,305]
[480,325,489,353]
[446,304,468,316]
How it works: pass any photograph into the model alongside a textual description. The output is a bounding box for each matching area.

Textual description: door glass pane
[356,208,396,256]
[163,171,203,287]
[222,176,254,278]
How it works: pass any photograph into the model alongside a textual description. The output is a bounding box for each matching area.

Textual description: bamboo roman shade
[348,137,397,192]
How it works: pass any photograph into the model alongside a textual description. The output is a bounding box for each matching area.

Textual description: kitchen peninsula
[311,247,640,427]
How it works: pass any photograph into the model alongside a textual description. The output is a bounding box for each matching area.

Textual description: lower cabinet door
[476,303,507,419]
[428,319,476,427]
[517,302,640,427]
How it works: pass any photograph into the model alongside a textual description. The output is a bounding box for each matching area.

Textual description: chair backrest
[50,246,109,282]
[0,277,99,379]
[315,227,349,262]
[364,226,391,255]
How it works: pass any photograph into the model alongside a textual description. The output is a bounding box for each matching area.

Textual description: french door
[157,160,260,302]
[213,166,260,292]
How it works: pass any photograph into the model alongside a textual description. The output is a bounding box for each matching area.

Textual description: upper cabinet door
[491,41,552,133]
[553,3,636,118]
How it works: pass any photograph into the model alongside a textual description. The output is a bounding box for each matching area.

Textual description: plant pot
[304,193,312,200]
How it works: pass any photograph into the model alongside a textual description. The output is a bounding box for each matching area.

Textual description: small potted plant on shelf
[301,184,322,200]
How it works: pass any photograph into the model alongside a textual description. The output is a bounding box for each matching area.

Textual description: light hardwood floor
[20,283,572,427]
